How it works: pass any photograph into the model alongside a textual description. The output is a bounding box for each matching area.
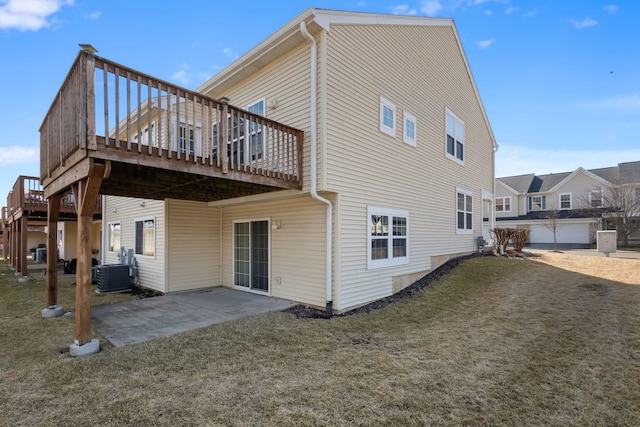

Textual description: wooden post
[72,163,104,346]
[10,221,16,268]
[46,194,62,307]
[221,101,229,174]
[15,218,22,274]
[20,215,28,278]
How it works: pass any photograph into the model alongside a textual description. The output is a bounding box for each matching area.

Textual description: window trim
[589,189,603,208]
[456,187,473,234]
[134,217,156,258]
[403,111,417,146]
[445,108,465,165]
[559,192,572,210]
[107,221,121,253]
[495,196,511,213]
[367,206,409,269]
[528,195,547,211]
[379,96,396,137]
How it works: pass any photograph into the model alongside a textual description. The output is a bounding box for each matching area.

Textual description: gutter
[300,20,334,315]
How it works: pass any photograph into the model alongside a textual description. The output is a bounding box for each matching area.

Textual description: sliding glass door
[234,220,269,292]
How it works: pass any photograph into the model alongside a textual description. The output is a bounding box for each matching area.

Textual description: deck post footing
[70,339,100,357]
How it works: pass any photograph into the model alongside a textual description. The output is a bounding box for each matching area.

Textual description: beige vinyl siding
[495,185,519,218]
[220,196,327,307]
[102,196,166,293]
[200,42,313,192]
[323,24,494,309]
[165,199,219,293]
[550,172,608,210]
[26,231,46,255]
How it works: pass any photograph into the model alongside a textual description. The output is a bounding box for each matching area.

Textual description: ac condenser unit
[96,264,131,292]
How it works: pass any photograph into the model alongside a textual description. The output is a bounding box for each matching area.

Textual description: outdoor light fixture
[271,220,281,230]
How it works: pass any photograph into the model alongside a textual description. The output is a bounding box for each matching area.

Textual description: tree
[581,177,640,247]
[541,209,562,252]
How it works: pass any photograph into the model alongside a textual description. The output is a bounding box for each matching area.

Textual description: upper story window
[495,196,511,213]
[560,193,572,210]
[456,188,473,234]
[367,207,409,269]
[135,218,155,257]
[446,109,464,164]
[590,189,603,207]
[107,222,121,253]
[403,111,416,146]
[247,98,265,162]
[380,97,396,137]
[528,195,546,211]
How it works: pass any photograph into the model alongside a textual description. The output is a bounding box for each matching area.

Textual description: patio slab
[92,287,298,347]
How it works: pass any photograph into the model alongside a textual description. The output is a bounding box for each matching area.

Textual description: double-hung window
[380,97,396,137]
[528,195,546,211]
[107,222,121,252]
[495,196,511,213]
[134,218,155,257]
[446,109,464,164]
[179,125,194,155]
[247,99,265,162]
[589,189,603,207]
[367,207,409,269]
[456,188,473,233]
[560,193,572,210]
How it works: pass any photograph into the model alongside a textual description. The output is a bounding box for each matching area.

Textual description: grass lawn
[0,253,639,426]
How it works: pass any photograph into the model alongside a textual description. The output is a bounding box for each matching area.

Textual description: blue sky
[1,0,639,202]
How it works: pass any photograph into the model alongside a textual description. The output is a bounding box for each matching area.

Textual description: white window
[179,125,194,155]
[590,189,603,207]
[528,195,546,211]
[107,222,121,253]
[495,196,511,213]
[380,97,396,137]
[367,207,409,269]
[446,109,464,164]
[211,99,265,164]
[246,98,265,162]
[456,188,473,233]
[403,111,417,146]
[560,193,572,210]
[135,123,155,146]
[134,218,155,257]
[171,118,202,156]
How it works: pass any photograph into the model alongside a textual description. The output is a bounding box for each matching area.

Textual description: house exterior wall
[165,199,220,293]
[56,221,101,261]
[219,196,328,308]
[494,184,519,218]
[549,172,608,210]
[322,24,494,309]
[103,196,166,293]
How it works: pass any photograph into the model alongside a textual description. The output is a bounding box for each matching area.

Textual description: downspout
[300,21,334,315]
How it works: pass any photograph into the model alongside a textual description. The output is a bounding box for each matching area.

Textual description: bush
[512,228,530,252]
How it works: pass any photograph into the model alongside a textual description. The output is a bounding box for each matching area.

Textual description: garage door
[530,223,590,244]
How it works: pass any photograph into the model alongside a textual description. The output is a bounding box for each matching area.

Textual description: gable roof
[195,8,497,151]
[496,162,640,194]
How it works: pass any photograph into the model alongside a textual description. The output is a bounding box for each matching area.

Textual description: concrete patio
[92,287,299,347]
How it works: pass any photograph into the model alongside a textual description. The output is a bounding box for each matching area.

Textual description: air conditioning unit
[96,264,131,293]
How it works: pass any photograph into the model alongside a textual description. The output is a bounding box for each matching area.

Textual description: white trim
[455,187,473,234]
[445,108,464,165]
[367,206,409,269]
[589,189,603,208]
[314,9,452,31]
[547,167,614,193]
[106,221,121,253]
[379,96,396,137]
[403,111,417,146]
[495,196,512,213]
[559,192,572,210]
[231,217,272,295]
[133,217,156,259]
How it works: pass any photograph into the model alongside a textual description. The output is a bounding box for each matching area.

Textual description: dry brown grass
[0,253,639,426]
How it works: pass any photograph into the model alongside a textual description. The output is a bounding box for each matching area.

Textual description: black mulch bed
[286,249,538,319]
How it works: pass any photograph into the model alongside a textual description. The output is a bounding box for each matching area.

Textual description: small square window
[403,111,417,146]
[380,97,396,137]
[560,193,572,210]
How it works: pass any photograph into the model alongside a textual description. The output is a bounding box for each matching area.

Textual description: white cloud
[495,145,640,178]
[392,5,417,15]
[0,0,73,31]
[582,92,640,113]
[420,0,442,16]
[570,17,598,28]
[477,38,496,49]
[603,4,618,14]
[85,11,101,20]
[0,145,39,166]
[523,9,539,18]
[485,10,493,16]
[171,62,190,85]
[222,47,239,60]
[504,7,518,15]
[356,0,366,6]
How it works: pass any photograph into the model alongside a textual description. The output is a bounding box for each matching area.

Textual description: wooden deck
[40,50,304,201]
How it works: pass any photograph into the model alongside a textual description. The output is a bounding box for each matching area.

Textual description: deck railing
[7,176,99,216]
[40,50,303,188]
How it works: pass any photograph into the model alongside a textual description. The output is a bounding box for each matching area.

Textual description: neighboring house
[40,8,497,320]
[495,162,640,246]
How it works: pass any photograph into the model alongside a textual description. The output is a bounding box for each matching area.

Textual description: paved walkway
[525,244,640,260]
[92,288,298,347]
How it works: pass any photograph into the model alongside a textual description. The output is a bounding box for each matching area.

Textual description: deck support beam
[19,215,29,281]
[70,162,104,354]
[45,194,62,313]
